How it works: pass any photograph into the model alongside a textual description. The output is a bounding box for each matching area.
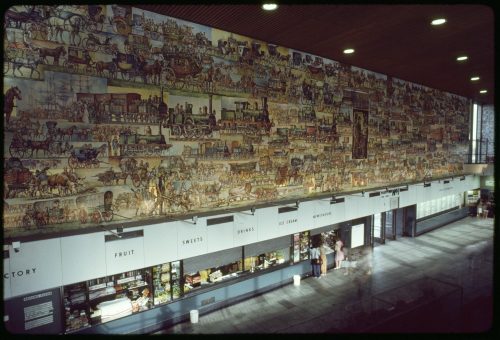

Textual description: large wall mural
[3,5,471,239]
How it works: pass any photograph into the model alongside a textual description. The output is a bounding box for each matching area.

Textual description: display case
[63,282,91,333]
[292,231,310,263]
[63,269,152,333]
[152,261,182,305]
[170,261,182,299]
[184,261,241,293]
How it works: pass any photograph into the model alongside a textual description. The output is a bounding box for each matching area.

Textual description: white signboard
[312,200,333,229]
[61,232,106,285]
[143,222,178,267]
[297,200,315,230]
[177,219,208,259]
[9,239,63,297]
[4,255,11,299]
[351,224,365,249]
[105,231,145,276]
[207,216,234,253]
[330,199,345,224]
[233,213,258,247]
[256,206,279,240]
[278,208,299,235]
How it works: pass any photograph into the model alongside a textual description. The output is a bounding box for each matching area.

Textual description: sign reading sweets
[177,219,208,258]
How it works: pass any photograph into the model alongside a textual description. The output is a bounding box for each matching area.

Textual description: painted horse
[4,86,22,125]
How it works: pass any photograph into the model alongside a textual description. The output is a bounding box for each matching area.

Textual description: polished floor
[154,216,494,334]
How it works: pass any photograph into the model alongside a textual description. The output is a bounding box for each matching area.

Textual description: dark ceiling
[136,4,494,105]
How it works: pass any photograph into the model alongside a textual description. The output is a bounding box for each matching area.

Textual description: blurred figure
[320,244,328,276]
[334,238,344,270]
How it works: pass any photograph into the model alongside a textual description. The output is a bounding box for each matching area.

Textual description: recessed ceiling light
[479,90,487,94]
[456,56,468,61]
[470,76,480,81]
[262,3,278,11]
[431,18,446,25]
[343,49,355,54]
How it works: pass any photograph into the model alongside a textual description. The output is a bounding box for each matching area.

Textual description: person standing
[477,200,483,218]
[310,246,321,279]
[320,244,328,277]
[334,238,344,270]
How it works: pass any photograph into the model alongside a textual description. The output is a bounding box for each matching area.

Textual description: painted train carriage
[219,97,272,135]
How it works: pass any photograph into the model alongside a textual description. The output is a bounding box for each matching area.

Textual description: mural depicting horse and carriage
[3,5,470,239]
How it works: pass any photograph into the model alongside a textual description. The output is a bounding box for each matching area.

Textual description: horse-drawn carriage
[82,33,117,54]
[4,157,34,199]
[161,54,204,90]
[112,52,141,80]
[76,191,114,224]
[68,144,107,169]
[3,42,42,79]
[64,46,93,73]
[9,133,60,158]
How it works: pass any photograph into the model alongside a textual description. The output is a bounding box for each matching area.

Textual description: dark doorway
[384,210,396,240]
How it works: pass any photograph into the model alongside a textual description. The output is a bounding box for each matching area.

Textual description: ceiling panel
[136,4,494,105]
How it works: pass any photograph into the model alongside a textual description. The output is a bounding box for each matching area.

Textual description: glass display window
[321,229,339,254]
[244,247,289,272]
[152,262,176,305]
[292,231,310,263]
[63,268,153,332]
[183,260,242,293]
[183,247,243,293]
[63,282,91,333]
[170,261,182,299]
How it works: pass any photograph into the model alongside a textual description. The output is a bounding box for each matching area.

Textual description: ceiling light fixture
[480,90,488,94]
[343,48,355,54]
[456,56,468,61]
[262,3,278,11]
[431,18,446,25]
[470,76,480,81]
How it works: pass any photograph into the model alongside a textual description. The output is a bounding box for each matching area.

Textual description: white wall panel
[256,206,279,240]
[206,216,234,253]
[417,183,434,203]
[177,219,208,259]
[351,224,365,248]
[343,196,358,220]
[233,213,258,247]
[3,253,11,300]
[330,201,345,224]
[372,195,388,214]
[399,186,416,207]
[143,222,178,267]
[9,239,62,297]
[298,200,315,230]
[61,232,106,285]
[105,230,145,276]
[313,200,334,229]
[280,208,300,234]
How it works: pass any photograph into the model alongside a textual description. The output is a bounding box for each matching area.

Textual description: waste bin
[190,309,199,324]
[293,274,301,286]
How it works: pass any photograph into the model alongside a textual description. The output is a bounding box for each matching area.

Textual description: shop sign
[105,236,145,276]
[233,214,258,246]
[4,268,37,279]
[278,218,297,226]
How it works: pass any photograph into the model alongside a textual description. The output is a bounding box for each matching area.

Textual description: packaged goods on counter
[97,297,133,323]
